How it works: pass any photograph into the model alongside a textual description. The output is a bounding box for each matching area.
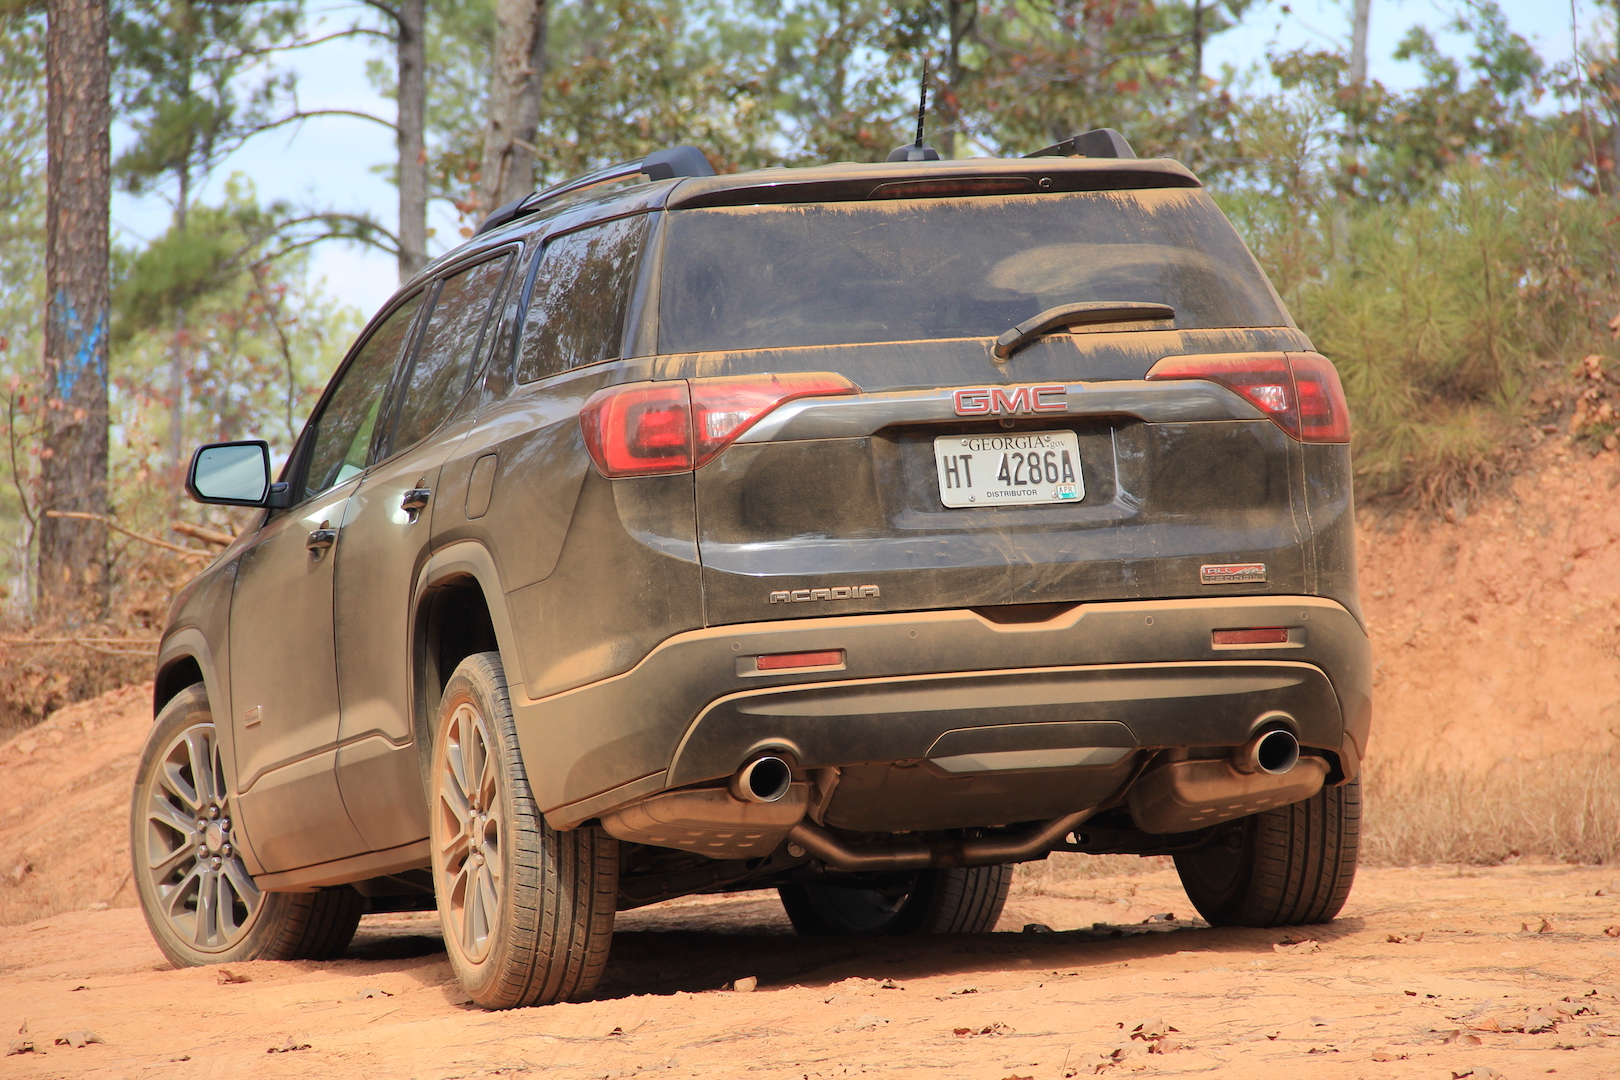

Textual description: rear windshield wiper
[993,301,1174,360]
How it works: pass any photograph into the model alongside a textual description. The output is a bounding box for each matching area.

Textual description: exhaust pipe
[786,807,1099,872]
[731,756,794,804]
[1233,728,1299,776]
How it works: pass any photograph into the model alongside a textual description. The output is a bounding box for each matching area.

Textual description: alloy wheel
[435,700,504,963]
[139,722,263,951]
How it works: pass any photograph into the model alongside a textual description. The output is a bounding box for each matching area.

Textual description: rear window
[657,188,1288,354]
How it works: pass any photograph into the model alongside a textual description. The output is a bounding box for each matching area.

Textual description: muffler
[1126,732,1327,835]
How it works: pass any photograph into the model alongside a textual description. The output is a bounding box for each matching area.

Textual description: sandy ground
[5,860,1620,1078]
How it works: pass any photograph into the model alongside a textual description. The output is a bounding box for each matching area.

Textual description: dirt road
[6,859,1620,1079]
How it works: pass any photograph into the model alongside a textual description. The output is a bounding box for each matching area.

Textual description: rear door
[332,250,516,851]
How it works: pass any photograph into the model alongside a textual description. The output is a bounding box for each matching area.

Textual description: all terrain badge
[769,585,881,603]
[1200,563,1267,584]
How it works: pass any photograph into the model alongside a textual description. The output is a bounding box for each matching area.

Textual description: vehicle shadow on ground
[344,912,1367,1000]
[594,917,1367,999]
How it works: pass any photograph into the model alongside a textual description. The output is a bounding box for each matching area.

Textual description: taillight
[1145,351,1351,443]
[580,373,859,478]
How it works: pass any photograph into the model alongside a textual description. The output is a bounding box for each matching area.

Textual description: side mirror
[185,441,277,507]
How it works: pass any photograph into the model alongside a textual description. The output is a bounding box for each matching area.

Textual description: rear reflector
[1145,351,1351,443]
[755,649,844,671]
[1212,628,1290,646]
[580,373,859,478]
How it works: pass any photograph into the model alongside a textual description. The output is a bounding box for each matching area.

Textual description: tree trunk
[41,0,111,618]
[479,0,547,216]
[397,0,427,279]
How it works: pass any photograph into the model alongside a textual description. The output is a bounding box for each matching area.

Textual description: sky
[109,0,1605,322]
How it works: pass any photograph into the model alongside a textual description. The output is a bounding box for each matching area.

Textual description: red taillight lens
[580,373,860,478]
[690,373,858,465]
[1212,627,1290,645]
[1145,351,1351,443]
[756,649,844,671]
[579,383,693,476]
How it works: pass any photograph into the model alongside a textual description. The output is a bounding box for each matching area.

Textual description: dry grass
[1362,750,1620,867]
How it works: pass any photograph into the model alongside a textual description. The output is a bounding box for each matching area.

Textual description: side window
[302,291,425,500]
[515,215,648,383]
[390,253,513,451]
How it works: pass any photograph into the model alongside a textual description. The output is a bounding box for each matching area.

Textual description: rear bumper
[517,595,1370,829]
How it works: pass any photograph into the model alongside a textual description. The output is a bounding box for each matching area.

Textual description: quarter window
[515,215,648,383]
[302,292,425,500]
[390,253,513,451]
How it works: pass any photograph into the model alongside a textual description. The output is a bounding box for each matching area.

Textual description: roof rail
[473,145,716,237]
[1026,129,1137,160]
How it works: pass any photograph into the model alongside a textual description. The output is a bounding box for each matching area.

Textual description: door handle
[306,522,337,553]
[401,487,432,522]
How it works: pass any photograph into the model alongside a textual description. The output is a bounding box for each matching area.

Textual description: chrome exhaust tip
[731,756,794,803]
[1234,728,1300,776]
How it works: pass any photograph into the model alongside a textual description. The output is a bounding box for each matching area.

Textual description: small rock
[1141,912,1176,923]
[53,1030,103,1049]
[1022,923,1054,934]
[85,902,109,912]
[1604,926,1620,937]
[731,976,757,993]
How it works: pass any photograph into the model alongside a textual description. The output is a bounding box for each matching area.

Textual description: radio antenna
[886,57,941,161]
[914,60,929,148]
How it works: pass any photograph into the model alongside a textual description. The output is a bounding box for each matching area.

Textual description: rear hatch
[649,182,1336,626]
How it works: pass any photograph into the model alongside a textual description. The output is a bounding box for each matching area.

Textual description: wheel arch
[153,629,222,720]
[410,541,523,779]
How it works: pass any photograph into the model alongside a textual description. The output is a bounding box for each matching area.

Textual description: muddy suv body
[137,140,1369,1004]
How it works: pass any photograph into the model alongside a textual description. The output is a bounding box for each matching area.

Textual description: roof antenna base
[887,143,941,162]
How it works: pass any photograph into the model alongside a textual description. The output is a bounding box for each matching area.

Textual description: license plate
[933,431,1084,508]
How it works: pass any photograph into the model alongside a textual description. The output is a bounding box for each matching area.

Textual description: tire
[430,652,618,1008]
[778,864,1013,937]
[1173,777,1361,928]
[131,683,365,967]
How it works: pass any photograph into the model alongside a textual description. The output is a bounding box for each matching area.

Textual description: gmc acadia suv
[132,134,1369,1008]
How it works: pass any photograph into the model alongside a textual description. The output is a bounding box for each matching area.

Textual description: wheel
[1173,777,1361,927]
[131,683,365,967]
[778,864,1012,937]
[430,652,618,1008]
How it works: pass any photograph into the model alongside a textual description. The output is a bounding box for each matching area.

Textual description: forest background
[0,0,1618,729]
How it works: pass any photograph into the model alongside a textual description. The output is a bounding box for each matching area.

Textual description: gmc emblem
[952,384,1068,417]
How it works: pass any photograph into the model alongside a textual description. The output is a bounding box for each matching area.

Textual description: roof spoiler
[1026,129,1137,160]
[474,145,717,237]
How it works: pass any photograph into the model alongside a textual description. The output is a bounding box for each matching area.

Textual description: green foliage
[111,0,304,201]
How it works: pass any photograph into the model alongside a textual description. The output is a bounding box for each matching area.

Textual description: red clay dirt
[3,441,1620,1078]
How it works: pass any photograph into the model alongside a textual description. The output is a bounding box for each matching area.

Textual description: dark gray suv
[132,135,1369,1009]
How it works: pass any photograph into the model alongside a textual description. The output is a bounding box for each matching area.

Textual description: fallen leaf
[216,968,251,985]
[1371,1048,1409,1061]
[835,1014,889,1032]
[267,1037,310,1053]
[1274,938,1321,954]
[1524,1009,1558,1034]
[53,1030,102,1049]
[1451,1068,1503,1079]
[1521,918,1554,934]
[1387,931,1425,943]
[1605,926,1620,937]
[355,987,391,999]
[70,986,89,992]
[955,1022,1014,1037]
[1128,1017,1173,1039]
[949,986,978,996]
[878,978,902,990]
[1306,1045,1339,1053]
[1443,1029,1484,1046]
[6,1039,34,1056]
[731,976,758,993]
[1141,912,1176,923]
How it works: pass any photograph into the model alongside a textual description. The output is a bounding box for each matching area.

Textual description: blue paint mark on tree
[52,289,108,401]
